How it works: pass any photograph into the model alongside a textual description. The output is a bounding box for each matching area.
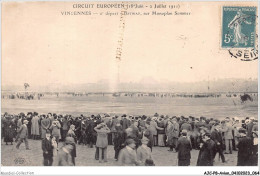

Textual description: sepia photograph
[0,0,259,175]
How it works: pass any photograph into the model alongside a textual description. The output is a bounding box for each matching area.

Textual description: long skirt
[178,159,190,166]
[4,127,15,142]
[158,134,165,146]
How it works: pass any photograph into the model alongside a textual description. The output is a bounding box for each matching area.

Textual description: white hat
[250,117,255,120]
[234,117,239,121]
[23,120,29,124]
[245,119,250,124]
[152,117,157,121]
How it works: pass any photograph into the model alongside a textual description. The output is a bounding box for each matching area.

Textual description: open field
[1,95,258,119]
[1,139,238,166]
[1,95,255,166]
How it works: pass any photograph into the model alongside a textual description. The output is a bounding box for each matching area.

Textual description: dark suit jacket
[237,136,253,166]
[113,131,125,150]
[247,122,254,137]
[197,139,216,166]
[42,138,54,156]
[86,120,95,135]
[106,120,113,130]
[121,118,131,131]
[176,137,192,160]
[157,121,165,134]
[61,118,69,130]
[211,130,223,144]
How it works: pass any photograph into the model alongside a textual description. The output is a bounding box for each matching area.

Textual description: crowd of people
[1,112,258,166]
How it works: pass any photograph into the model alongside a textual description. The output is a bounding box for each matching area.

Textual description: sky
[2,1,258,90]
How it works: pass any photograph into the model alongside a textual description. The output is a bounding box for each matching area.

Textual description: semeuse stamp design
[222,6,257,48]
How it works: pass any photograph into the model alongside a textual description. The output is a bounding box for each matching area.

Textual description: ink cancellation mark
[222,6,258,61]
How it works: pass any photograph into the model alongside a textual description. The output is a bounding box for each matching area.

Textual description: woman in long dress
[4,116,16,145]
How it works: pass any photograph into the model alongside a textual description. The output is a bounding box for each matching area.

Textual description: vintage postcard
[0,1,259,175]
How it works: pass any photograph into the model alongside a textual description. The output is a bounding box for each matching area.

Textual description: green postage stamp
[222,6,257,48]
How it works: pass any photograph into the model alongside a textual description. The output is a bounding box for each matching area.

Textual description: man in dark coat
[237,128,253,166]
[197,133,216,166]
[74,117,82,143]
[86,116,96,148]
[26,113,33,139]
[113,124,125,160]
[176,130,192,166]
[79,117,87,145]
[61,116,69,141]
[121,115,131,142]
[42,131,54,166]
[139,116,146,130]
[211,124,226,163]
[128,121,140,147]
[121,115,131,130]
[106,117,113,145]
[111,116,119,143]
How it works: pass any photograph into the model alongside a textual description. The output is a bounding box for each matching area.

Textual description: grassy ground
[1,139,237,166]
[2,95,257,119]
